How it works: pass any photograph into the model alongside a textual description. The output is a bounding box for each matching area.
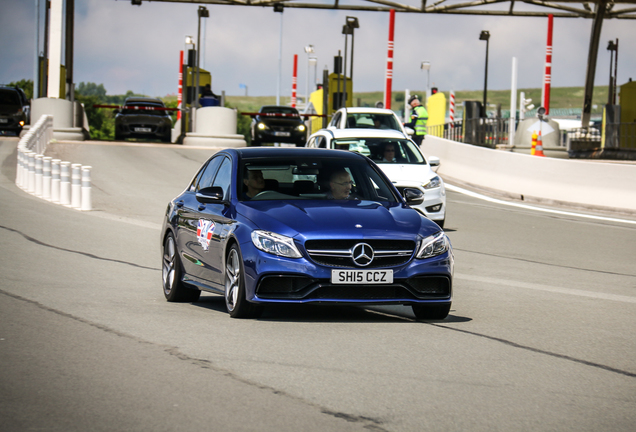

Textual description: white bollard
[51,159,61,203]
[42,157,52,201]
[71,163,82,209]
[60,161,71,206]
[35,154,43,197]
[81,166,92,211]
[16,148,23,188]
[27,152,36,193]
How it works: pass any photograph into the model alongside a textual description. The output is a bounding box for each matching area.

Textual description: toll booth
[462,101,482,144]
[426,92,446,137]
[619,80,636,149]
[308,87,325,135]
[327,73,353,114]
[37,59,66,99]
[184,66,211,107]
[181,66,212,133]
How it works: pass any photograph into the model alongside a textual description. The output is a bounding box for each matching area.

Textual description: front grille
[305,239,415,268]
[271,125,293,132]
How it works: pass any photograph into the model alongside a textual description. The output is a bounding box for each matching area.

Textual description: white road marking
[455,273,636,304]
[446,183,636,225]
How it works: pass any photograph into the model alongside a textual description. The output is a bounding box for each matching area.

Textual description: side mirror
[428,156,440,167]
[196,186,225,204]
[404,126,415,136]
[402,187,424,206]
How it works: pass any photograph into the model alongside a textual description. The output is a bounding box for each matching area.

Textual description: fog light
[426,204,442,213]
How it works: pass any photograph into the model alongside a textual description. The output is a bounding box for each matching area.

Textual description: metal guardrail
[427,118,510,148]
[428,119,636,156]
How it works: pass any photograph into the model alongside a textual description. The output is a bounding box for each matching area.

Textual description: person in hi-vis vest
[404,95,428,145]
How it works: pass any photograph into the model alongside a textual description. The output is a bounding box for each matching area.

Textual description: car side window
[211,157,232,199]
[193,156,224,192]
[316,136,326,148]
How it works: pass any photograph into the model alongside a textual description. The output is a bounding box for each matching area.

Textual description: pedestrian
[404,95,428,145]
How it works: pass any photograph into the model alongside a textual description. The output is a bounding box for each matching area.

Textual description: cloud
[1,0,634,99]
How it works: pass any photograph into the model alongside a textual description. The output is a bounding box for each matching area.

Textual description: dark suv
[0,85,30,136]
[114,97,172,142]
[250,105,307,147]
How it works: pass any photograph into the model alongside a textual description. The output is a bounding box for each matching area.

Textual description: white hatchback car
[306,128,446,228]
[328,107,411,135]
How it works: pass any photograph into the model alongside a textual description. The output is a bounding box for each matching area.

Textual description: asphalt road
[1,137,635,432]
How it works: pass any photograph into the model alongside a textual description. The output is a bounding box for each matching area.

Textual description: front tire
[412,303,450,321]
[162,233,201,302]
[436,219,445,229]
[225,244,262,318]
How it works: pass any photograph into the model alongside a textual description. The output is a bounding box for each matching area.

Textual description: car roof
[226,147,366,161]
[124,97,164,105]
[316,128,409,140]
[339,107,399,115]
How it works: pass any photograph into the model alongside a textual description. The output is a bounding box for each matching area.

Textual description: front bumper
[241,241,453,305]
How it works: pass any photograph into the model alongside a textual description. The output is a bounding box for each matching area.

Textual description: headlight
[257,122,268,130]
[296,124,306,132]
[423,176,441,190]
[416,232,449,259]
[251,230,302,259]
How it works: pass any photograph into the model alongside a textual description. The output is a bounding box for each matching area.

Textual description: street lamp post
[479,30,490,117]
[274,3,284,105]
[304,45,314,107]
[341,16,359,109]
[607,39,619,105]
[421,61,430,102]
[185,35,195,134]
[195,6,209,131]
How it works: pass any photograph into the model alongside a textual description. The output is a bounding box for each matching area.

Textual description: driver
[327,169,354,200]
[243,169,265,199]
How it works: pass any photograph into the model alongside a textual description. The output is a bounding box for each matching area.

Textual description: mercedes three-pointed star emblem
[352,243,374,267]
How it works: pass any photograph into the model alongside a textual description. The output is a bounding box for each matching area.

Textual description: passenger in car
[243,169,265,199]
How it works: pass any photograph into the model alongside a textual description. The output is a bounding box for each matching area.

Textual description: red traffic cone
[535,131,545,157]
[530,131,537,156]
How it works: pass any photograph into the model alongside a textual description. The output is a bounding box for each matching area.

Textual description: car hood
[376,163,436,186]
[237,200,439,242]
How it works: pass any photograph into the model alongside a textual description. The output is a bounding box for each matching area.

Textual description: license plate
[135,127,152,133]
[331,269,393,284]
[0,118,8,123]
[273,131,290,137]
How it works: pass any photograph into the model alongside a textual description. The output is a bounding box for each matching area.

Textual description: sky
[1,0,635,101]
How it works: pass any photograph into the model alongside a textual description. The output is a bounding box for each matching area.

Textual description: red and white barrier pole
[542,14,553,115]
[384,9,395,110]
[449,90,455,127]
[177,50,183,120]
[292,54,298,108]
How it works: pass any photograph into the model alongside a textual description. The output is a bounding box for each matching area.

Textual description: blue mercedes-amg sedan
[160,147,453,320]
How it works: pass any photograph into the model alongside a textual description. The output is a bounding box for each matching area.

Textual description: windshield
[121,103,167,116]
[331,138,427,164]
[240,157,398,202]
[0,90,21,106]
[345,113,401,131]
[261,106,299,115]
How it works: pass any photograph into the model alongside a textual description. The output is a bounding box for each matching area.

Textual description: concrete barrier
[422,135,636,214]
[183,107,247,147]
